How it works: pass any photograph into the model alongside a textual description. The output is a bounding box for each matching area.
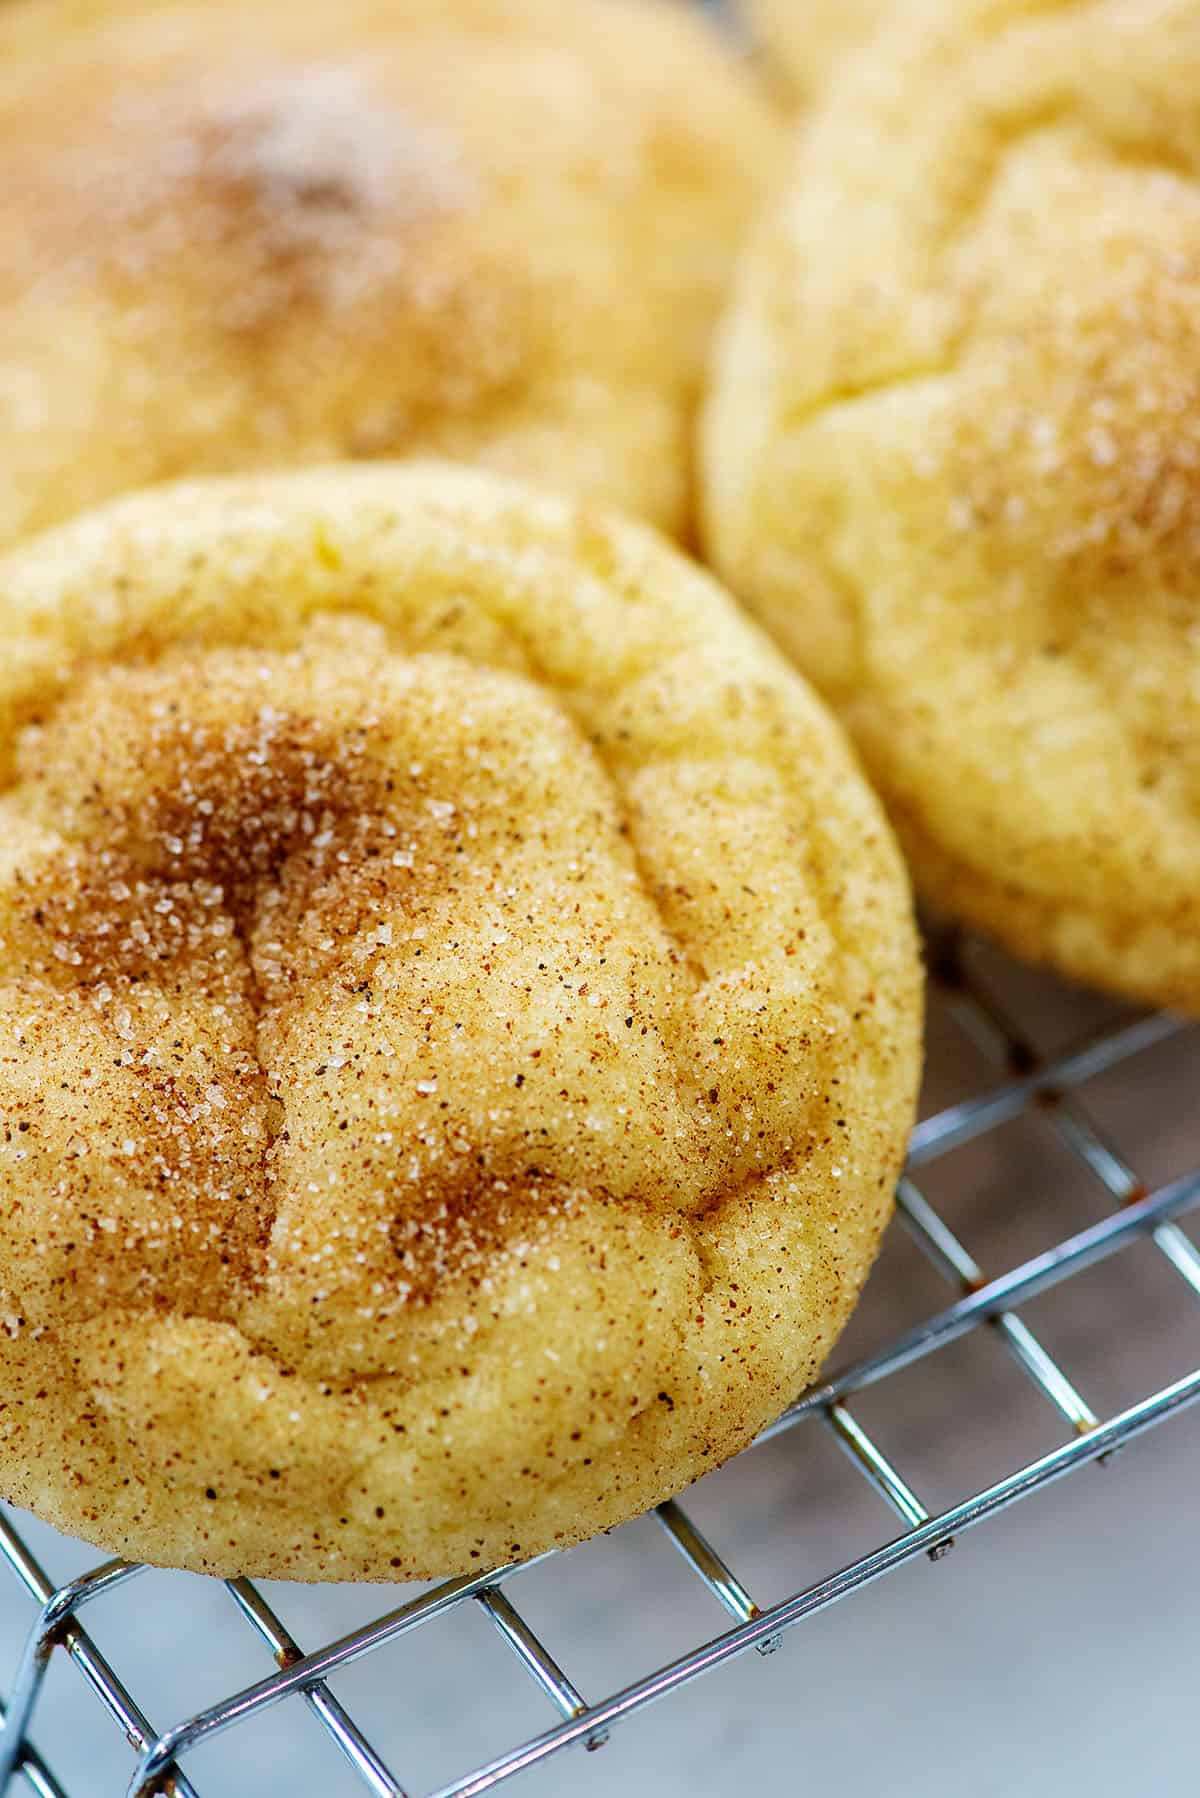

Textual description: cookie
[704,0,1200,1013]
[747,0,891,105]
[0,0,778,548]
[0,464,920,1577]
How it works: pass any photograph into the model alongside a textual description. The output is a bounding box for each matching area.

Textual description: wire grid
[0,936,1194,1797]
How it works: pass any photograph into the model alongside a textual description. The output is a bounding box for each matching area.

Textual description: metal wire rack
[0,929,1195,1797]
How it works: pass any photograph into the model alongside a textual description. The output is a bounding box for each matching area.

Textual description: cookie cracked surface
[705,0,1200,1013]
[0,464,919,1578]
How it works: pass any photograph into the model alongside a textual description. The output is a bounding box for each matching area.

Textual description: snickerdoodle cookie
[705,0,1200,1012]
[0,0,778,548]
[0,464,920,1578]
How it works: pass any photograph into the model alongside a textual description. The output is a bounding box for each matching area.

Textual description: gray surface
[2,944,1198,1797]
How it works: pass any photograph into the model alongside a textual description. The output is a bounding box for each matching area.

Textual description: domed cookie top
[705,0,1200,1013]
[0,464,920,1578]
[0,0,778,548]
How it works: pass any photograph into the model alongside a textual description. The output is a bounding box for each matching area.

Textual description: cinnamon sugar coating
[0,465,920,1577]
[0,0,778,549]
[705,0,1200,1012]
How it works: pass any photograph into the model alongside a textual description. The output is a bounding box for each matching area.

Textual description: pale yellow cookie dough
[0,465,920,1578]
[747,0,894,105]
[705,0,1200,1013]
[0,0,779,549]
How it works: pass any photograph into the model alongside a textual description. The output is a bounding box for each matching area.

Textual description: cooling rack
[0,928,1195,1798]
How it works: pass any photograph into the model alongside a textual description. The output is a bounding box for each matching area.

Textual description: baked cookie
[704,0,1200,1014]
[0,0,778,549]
[0,464,920,1579]
[747,0,892,105]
